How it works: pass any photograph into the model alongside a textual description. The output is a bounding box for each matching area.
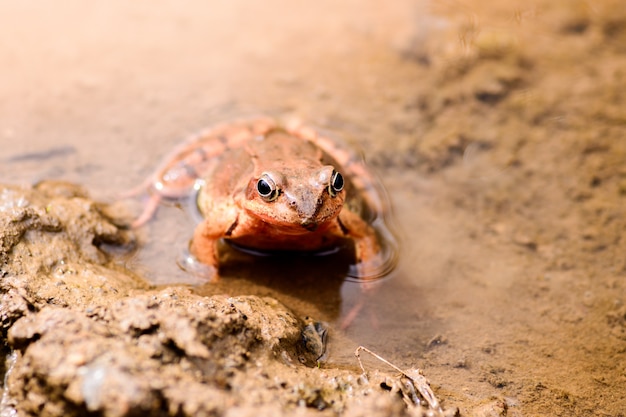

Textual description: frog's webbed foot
[335,210,388,329]
[336,210,385,279]
[177,247,219,281]
[190,235,219,272]
[353,253,387,282]
[189,212,239,279]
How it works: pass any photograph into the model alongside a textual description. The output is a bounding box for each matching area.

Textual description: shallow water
[2,0,626,414]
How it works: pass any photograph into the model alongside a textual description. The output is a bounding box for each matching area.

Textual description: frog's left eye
[257,174,279,202]
[328,171,344,197]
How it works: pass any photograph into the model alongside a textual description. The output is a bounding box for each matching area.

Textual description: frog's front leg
[336,210,385,329]
[189,206,240,278]
[337,210,384,280]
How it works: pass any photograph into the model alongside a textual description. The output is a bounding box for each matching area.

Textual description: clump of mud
[0,181,456,417]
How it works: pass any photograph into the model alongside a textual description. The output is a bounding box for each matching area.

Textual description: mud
[2,0,626,416]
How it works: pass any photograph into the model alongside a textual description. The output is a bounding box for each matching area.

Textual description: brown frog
[130,117,394,279]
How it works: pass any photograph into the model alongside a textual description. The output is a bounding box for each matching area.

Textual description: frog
[129,117,393,280]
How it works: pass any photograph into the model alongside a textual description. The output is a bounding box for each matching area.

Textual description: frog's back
[245,129,324,172]
[201,129,323,201]
[200,146,254,203]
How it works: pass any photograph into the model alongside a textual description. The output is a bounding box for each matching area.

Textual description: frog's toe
[350,254,387,281]
[177,249,218,280]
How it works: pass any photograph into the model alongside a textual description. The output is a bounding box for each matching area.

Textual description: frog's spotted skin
[130,117,396,280]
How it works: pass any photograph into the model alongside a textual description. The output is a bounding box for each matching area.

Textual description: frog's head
[243,165,345,232]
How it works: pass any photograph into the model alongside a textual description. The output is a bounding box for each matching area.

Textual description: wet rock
[5,290,330,417]
[0,182,137,415]
[1,182,134,269]
[0,182,146,336]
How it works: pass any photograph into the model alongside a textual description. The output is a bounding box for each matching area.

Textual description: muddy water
[2,0,626,415]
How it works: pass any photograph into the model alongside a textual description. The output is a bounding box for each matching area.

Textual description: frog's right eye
[257,174,279,202]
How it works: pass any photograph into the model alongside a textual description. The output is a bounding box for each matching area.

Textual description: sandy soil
[1,0,626,416]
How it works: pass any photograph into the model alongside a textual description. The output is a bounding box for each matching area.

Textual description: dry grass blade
[354,346,442,412]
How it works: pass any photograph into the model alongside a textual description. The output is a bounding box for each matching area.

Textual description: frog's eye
[257,174,279,201]
[328,171,344,197]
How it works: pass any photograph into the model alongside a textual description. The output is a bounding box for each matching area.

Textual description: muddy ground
[1,0,626,416]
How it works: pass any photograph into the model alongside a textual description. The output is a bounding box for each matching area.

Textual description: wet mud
[2,0,626,416]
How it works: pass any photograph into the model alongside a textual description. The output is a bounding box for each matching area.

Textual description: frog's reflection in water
[195,240,356,324]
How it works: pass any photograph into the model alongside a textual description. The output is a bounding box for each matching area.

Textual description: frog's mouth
[302,221,319,232]
[288,186,345,229]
